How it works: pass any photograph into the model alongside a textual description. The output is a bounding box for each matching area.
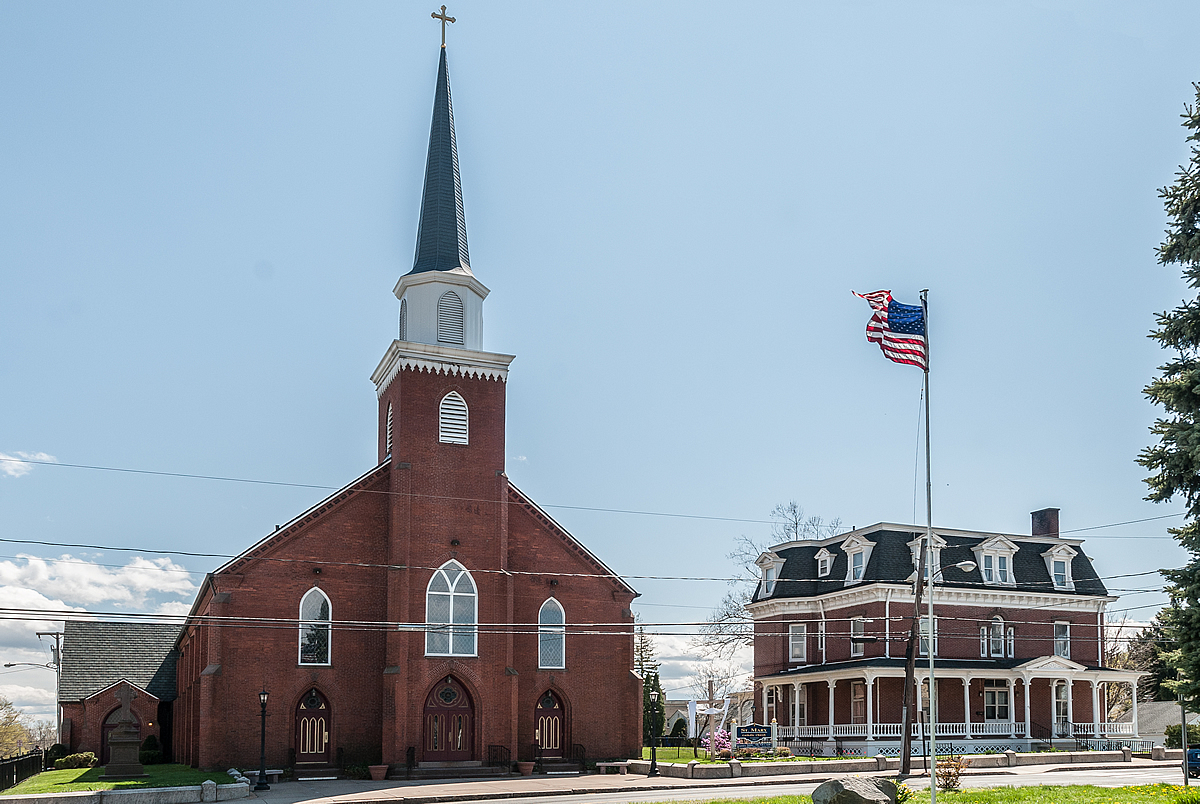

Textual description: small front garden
[2,764,226,795]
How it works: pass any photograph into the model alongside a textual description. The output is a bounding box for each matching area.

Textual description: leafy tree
[1126,603,1183,704]
[0,694,32,756]
[1140,82,1200,704]
[693,501,841,660]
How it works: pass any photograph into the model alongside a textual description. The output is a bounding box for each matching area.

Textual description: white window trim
[789,623,807,663]
[1054,620,1071,659]
[850,617,865,658]
[298,587,332,666]
[538,597,566,669]
[425,560,479,657]
[988,617,1005,657]
[971,535,1019,587]
[908,533,946,582]
[756,552,785,596]
[1042,544,1078,591]
[439,391,469,445]
[842,536,875,587]
[919,618,938,657]
[815,548,833,578]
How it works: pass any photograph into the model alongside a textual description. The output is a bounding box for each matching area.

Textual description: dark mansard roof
[750,526,1109,604]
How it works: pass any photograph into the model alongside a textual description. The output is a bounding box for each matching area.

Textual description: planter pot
[516,761,535,776]
[368,765,389,781]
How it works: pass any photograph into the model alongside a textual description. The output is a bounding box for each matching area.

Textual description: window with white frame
[439,391,469,444]
[989,617,1005,657]
[851,681,866,724]
[299,587,331,665]
[841,535,874,587]
[850,618,866,657]
[538,598,565,669]
[437,290,465,345]
[983,679,1009,720]
[919,617,938,656]
[757,553,784,596]
[818,620,826,652]
[973,535,1018,586]
[789,623,807,663]
[1042,544,1078,591]
[909,534,945,582]
[426,560,477,656]
[1054,621,1070,658]
[1054,681,1069,724]
[851,551,864,581]
[764,565,778,594]
[1053,560,1068,587]
[815,548,833,578]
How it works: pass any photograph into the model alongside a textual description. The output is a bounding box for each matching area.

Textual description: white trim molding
[372,340,516,394]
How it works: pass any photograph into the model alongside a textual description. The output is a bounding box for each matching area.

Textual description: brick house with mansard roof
[749,508,1143,754]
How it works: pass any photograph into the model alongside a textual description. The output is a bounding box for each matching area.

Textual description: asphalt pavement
[243,759,1189,804]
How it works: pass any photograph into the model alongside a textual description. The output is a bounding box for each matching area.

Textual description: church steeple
[410,47,470,275]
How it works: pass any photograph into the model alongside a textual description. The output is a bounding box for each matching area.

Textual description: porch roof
[757,657,1142,683]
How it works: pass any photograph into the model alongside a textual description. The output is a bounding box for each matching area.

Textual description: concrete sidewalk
[244,758,1184,804]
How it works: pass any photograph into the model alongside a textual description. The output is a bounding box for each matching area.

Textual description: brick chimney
[1031,508,1060,537]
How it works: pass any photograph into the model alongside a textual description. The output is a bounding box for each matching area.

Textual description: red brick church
[61,38,642,773]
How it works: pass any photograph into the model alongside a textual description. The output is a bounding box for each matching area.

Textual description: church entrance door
[535,691,565,759]
[423,677,473,762]
[295,689,332,766]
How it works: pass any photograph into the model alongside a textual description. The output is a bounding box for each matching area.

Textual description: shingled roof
[752,526,1109,603]
[60,621,181,703]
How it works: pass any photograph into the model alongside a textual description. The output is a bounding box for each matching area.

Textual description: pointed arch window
[399,298,408,341]
[439,392,469,444]
[426,560,477,656]
[437,291,465,345]
[538,598,565,669]
[386,403,394,456]
[299,588,331,665]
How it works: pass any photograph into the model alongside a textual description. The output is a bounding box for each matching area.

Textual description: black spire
[409,48,470,275]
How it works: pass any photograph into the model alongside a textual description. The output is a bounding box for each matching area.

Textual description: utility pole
[899,549,928,775]
[37,631,63,745]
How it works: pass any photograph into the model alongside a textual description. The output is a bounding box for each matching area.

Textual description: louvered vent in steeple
[439,392,468,444]
[437,291,465,345]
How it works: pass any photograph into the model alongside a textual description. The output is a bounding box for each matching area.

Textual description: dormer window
[973,535,1018,586]
[1042,544,1078,591]
[756,552,785,596]
[841,535,874,587]
[908,533,946,582]
[815,548,833,578]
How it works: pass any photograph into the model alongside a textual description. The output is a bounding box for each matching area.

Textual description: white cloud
[0,451,56,478]
[0,554,197,607]
[653,633,753,700]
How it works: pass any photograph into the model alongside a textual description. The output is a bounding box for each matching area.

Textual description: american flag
[853,290,927,370]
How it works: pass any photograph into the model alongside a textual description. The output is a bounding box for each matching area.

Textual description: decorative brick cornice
[372,341,515,395]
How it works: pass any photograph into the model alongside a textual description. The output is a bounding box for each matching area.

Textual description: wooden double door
[423,677,474,761]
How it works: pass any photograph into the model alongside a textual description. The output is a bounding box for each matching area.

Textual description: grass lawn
[640,746,709,762]
[638,785,1191,804]
[3,764,228,795]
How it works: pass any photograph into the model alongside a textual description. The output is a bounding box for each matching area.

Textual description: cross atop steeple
[431,6,455,48]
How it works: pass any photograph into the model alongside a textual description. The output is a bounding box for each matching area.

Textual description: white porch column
[1007,677,1016,737]
[1023,675,1032,739]
[866,674,875,741]
[793,682,800,728]
[827,679,836,740]
[1090,680,1100,737]
[1131,679,1140,738]
[1065,677,1074,736]
[963,676,972,737]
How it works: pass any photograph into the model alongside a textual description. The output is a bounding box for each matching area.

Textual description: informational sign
[736,724,771,748]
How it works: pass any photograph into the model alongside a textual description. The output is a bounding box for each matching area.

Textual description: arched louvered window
[399,298,408,341]
[426,560,477,656]
[437,291,465,345]
[386,403,393,456]
[299,588,331,665]
[538,598,565,669]
[439,392,468,445]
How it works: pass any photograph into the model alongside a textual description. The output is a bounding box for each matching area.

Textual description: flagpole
[922,288,937,804]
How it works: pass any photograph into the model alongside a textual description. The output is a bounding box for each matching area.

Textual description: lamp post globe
[255,690,270,791]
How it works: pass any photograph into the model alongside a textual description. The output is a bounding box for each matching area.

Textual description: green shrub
[46,744,68,768]
[140,734,160,752]
[343,765,370,780]
[1165,723,1200,749]
[139,750,164,765]
[54,752,97,770]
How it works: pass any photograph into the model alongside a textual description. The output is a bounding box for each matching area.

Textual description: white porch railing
[771,721,1135,741]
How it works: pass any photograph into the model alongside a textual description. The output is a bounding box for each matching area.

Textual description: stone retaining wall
[3,781,248,804]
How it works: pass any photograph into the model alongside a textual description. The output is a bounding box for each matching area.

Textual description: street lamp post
[926,558,976,804]
[256,690,270,791]
[648,690,660,777]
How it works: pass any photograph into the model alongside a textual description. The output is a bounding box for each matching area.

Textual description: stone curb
[3,782,249,804]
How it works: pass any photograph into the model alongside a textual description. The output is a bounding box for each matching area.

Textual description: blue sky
[2,1,1198,716]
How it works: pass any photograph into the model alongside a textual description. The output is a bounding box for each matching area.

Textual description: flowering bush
[701,729,731,754]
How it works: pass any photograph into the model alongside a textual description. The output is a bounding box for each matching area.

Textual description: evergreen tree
[634,624,660,677]
[642,671,665,746]
[1140,82,1200,702]
[1126,604,1183,702]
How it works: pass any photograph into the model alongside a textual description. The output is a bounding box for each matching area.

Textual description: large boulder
[812,776,898,804]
